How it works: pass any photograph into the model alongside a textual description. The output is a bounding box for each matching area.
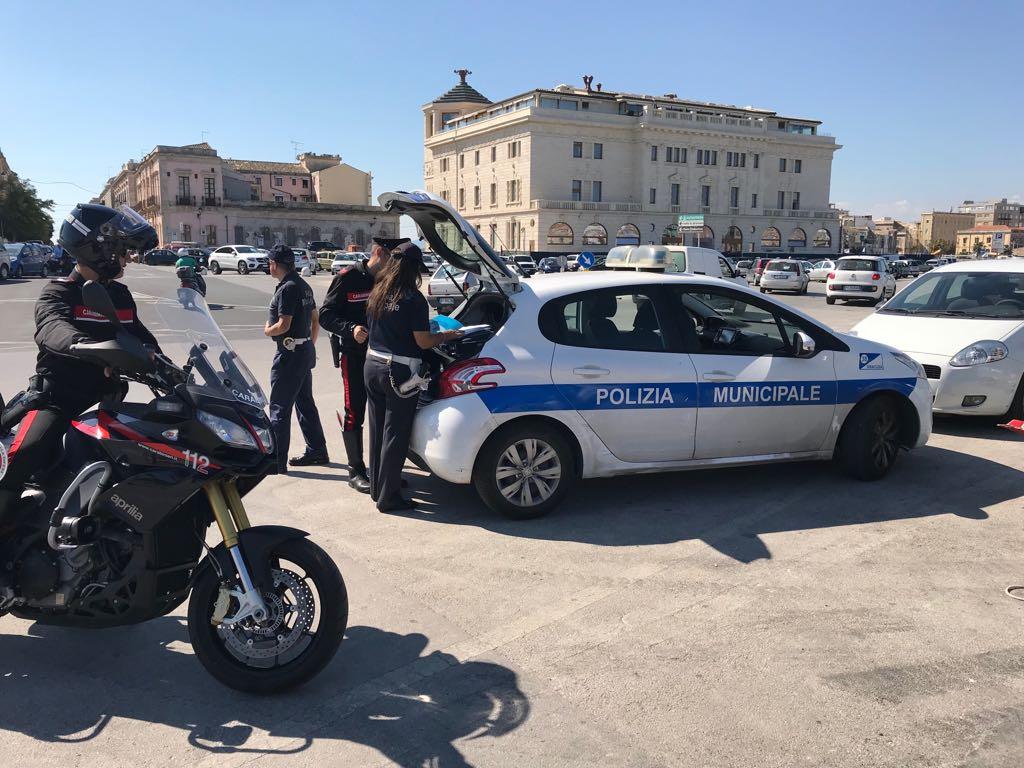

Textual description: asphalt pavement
[0,266,1022,768]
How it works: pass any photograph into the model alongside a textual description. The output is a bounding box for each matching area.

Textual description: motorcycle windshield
[151,288,268,410]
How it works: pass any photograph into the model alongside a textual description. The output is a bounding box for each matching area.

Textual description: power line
[24,179,99,195]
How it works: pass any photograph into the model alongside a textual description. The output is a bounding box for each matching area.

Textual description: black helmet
[60,203,157,280]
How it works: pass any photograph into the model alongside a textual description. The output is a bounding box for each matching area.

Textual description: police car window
[547,289,666,352]
[671,288,805,356]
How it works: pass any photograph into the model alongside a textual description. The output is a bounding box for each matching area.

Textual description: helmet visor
[108,205,151,237]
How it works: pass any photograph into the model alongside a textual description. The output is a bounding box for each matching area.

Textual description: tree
[1003,244,1013,256]
[0,174,55,242]
[973,240,985,257]
[931,238,954,254]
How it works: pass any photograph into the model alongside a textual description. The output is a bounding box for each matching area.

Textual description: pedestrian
[364,242,461,512]
[318,236,409,493]
[264,244,329,473]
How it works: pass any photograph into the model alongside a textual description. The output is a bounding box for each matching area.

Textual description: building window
[696,150,704,166]
[506,179,520,203]
[740,153,746,167]
[302,179,309,188]
[701,185,711,207]
[206,224,217,246]
[459,153,464,169]
[649,187,657,205]
[722,226,743,254]
[440,157,449,172]
[788,228,807,248]
[178,175,190,198]
[591,181,602,202]
[813,228,832,248]
[710,151,717,166]
[751,193,758,209]
[547,222,574,245]
[730,186,739,208]
[651,145,658,161]
[572,179,582,201]
[761,227,781,249]
[291,178,296,186]
[274,194,284,202]
[203,177,215,201]
[490,146,497,162]
[792,191,800,211]
[250,185,260,201]
[473,185,480,207]
[753,154,760,169]
[779,158,787,172]
[671,183,680,206]
[593,143,603,159]
[458,188,465,208]
[582,223,608,246]
[181,224,191,241]
[573,141,583,158]
[667,147,684,163]
[474,150,480,165]
[794,159,802,174]
[616,223,640,245]
[441,189,449,202]
[508,141,520,158]
[254,176,261,184]
[490,183,497,205]
[777,190,785,209]
[275,176,283,186]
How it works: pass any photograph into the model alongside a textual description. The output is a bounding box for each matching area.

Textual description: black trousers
[339,352,368,433]
[269,344,327,471]
[0,407,69,520]
[364,356,419,506]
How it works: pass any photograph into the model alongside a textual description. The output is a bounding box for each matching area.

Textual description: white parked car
[850,259,1024,420]
[605,244,748,287]
[378,190,932,519]
[826,256,897,306]
[809,259,836,282]
[290,247,320,275]
[330,251,367,275]
[207,245,269,275]
[760,259,810,295]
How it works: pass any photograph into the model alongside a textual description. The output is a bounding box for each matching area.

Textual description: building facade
[918,211,975,251]
[958,199,1024,227]
[98,143,393,248]
[422,72,841,257]
[956,225,1024,256]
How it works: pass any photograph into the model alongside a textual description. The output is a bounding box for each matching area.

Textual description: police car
[379,191,933,519]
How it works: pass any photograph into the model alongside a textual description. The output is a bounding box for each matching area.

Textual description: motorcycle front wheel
[188,538,347,694]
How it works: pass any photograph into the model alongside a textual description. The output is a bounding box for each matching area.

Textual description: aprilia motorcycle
[0,282,346,693]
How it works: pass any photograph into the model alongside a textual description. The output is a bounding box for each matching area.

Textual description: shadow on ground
[396,445,1022,562]
[0,622,528,767]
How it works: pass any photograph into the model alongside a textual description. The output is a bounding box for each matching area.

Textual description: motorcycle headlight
[197,410,257,449]
[949,340,1008,367]
[892,351,926,379]
[251,424,274,453]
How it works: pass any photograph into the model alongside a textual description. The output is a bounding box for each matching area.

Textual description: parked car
[0,244,11,280]
[513,255,537,276]
[735,259,754,277]
[4,242,52,277]
[826,256,897,306]
[290,247,320,274]
[330,251,367,275]
[427,264,477,314]
[851,259,1024,420]
[176,247,208,269]
[207,245,270,274]
[143,248,179,266]
[604,245,748,287]
[808,259,836,282]
[422,251,442,273]
[538,256,565,273]
[46,246,75,275]
[307,241,341,254]
[760,259,810,294]
[751,256,774,285]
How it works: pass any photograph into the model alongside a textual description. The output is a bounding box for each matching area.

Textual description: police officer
[318,236,408,492]
[265,244,328,473]
[364,242,461,512]
[0,203,160,522]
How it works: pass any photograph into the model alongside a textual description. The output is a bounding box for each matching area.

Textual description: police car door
[548,286,698,462]
[668,285,837,459]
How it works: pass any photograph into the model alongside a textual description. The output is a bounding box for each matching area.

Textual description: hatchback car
[330,251,368,275]
[142,248,179,266]
[826,256,897,306]
[208,245,270,274]
[851,259,1024,420]
[760,259,810,295]
[378,190,932,519]
[290,247,320,275]
[5,242,51,277]
[808,259,836,282]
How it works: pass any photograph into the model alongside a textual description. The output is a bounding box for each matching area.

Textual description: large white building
[423,72,841,258]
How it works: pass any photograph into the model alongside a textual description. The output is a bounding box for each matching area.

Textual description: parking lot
[0,265,1022,767]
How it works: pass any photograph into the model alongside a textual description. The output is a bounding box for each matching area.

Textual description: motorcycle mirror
[82,281,122,328]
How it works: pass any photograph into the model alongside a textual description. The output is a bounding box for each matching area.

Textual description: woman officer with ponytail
[363,242,461,512]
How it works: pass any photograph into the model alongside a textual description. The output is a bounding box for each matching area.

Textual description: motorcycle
[0,282,346,693]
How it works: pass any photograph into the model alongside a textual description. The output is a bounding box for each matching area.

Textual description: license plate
[771,274,789,279]
[438,297,455,305]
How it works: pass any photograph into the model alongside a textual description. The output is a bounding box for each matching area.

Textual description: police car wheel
[474,423,576,519]
[837,396,902,481]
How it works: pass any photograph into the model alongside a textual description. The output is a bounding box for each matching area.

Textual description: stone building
[98,142,394,248]
[957,199,1024,227]
[918,211,976,251]
[956,224,1024,256]
[422,71,841,257]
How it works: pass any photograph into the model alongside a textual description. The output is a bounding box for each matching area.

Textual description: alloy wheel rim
[871,410,899,468]
[496,438,561,507]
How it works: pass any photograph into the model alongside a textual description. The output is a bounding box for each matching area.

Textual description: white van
[605,245,747,286]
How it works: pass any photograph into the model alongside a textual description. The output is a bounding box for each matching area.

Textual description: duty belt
[368,348,421,368]
[279,337,310,351]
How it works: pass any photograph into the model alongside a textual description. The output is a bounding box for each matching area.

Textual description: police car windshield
[151,289,268,409]
[880,271,1024,318]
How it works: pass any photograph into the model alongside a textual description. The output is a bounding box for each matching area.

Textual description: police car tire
[836,396,902,481]
[210,261,222,274]
[474,422,576,519]
[826,296,836,305]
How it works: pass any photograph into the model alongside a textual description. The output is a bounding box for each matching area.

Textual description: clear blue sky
[5,0,1022,239]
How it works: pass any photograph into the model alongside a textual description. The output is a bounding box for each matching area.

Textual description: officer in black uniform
[265,245,328,473]
[318,236,408,492]
[0,203,160,522]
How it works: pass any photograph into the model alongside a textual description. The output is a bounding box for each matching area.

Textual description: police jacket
[319,261,373,355]
[34,274,160,412]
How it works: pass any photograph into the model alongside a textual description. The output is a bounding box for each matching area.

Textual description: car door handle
[702,371,736,382]
[573,366,611,378]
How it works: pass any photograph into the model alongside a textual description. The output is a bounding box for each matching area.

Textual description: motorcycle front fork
[203,480,269,625]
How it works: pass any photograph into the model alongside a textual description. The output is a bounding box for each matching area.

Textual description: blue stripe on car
[476,378,917,414]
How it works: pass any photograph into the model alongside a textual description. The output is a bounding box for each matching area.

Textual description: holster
[330,334,341,368]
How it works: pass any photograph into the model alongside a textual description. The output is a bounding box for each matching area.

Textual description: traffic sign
[677,214,704,232]
[577,251,596,269]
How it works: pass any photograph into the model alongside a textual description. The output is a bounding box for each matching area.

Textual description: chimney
[582,74,593,93]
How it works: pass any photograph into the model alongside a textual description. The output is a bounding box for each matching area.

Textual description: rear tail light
[827,272,835,280]
[438,358,506,399]
[872,273,880,280]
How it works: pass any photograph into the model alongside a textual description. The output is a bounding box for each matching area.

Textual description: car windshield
[432,264,466,280]
[234,246,259,254]
[837,258,879,271]
[151,289,268,409]
[880,271,1024,318]
[767,260,799,273]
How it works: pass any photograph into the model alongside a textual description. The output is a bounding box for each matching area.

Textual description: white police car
[379,191,933,519]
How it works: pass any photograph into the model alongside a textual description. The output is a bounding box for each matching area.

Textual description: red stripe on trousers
[8,410,39,457]
[340,356,355,430]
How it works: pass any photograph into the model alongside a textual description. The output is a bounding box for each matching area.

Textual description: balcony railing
[175,195,196,206]
[762,208,840,220]
[202,196,221,207]
[533,199,643,213]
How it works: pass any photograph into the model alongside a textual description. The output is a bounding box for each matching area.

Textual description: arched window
[698,225,714,249]
[813,228,832,248]
[788,227,807,248]
[761,227,781,249]
[310,226,321,243]
[615,223,640,246]
[721,226,743,253]
[582,223,608,246]
[354,228,366,247]
[547,222,574,245]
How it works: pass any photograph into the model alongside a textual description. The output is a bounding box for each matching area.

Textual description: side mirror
[793,331,817,358]
[82,281,122,328]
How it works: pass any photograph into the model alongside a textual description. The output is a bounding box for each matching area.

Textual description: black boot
[342,431,371,493]
[289,450,329,467]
